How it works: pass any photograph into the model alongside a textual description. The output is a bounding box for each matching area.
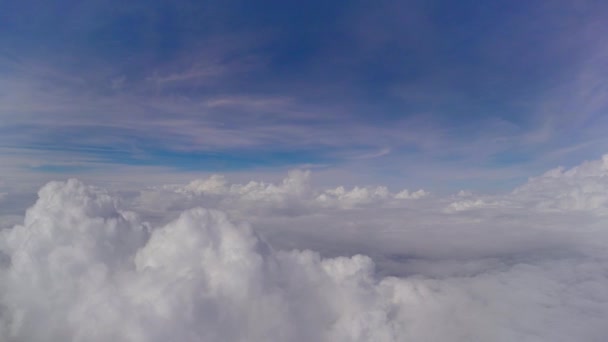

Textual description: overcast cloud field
[2,0,608,341]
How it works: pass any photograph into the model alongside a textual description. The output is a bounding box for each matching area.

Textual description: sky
[2,1,608,341]
[1,0,607,192]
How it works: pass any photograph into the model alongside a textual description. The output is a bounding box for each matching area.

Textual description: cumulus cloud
[164,169,428,213]
[512,155,608,212]
[442,154,608,214]
[0,179,434,341]
[444,198,504,213]
[394,188,429,199]
[316,185,389,208]
[2,156,608,341]
[181,174,229,195]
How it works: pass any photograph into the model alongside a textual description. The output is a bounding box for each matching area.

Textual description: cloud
[440,155,608,215]
[181,174,230,195]
[394,188,428,199]
[444,198,502,213]
[165,169,428,212]
[511,155,608,212]
[2,156,608,341]
[0,179,449,341]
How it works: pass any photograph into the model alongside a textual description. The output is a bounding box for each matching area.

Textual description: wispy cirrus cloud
[1,0,607,191]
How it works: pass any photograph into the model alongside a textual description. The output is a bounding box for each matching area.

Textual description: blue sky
[1,0,607,191]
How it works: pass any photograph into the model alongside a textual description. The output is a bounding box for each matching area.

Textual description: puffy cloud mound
[316,185,390,208]
[181,170,311,201]
[444,199,504,213]
[394,188,428,199]
[0,179,411,341]
[3,155,608,341]
[513,155,608,212]
[181,174,229,195]
[167,170,429,214]
[443,155,608,214]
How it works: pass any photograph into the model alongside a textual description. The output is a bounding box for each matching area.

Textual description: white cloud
[444,199,503,213]
[316,186,389,208]
[394,188,429,199]
[0,179,456,341]
[181,174,229,195]
[441,155,608,214]
[172,170,428,212]
[179,170,311,200]
[512,155,608,213]
[2,156,608,341]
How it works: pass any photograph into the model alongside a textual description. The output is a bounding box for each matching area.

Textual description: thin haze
[1,1,608,341]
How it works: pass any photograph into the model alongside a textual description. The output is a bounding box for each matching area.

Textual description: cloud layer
[2,155,608,341]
